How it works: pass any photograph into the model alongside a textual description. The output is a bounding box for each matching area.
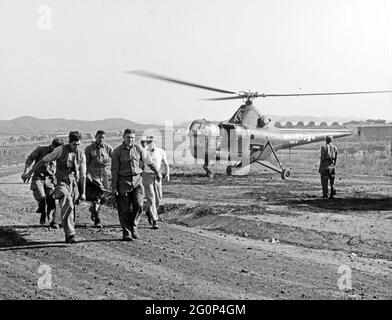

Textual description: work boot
[147,212,153,226]
[152,221,159,229]
[65,235,77,244]
[94,217,103,228]
[122,236,133,241]
[89,206,96,222]
[131,228,139,240]
[39,212,46,225]
[49,221,59,229]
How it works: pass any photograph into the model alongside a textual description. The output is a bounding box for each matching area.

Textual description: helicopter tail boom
[277,128,354,149]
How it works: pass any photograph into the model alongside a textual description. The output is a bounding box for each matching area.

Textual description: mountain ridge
[0,116,163,136]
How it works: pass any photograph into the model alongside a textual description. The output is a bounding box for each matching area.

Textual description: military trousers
[116,184,144,238]
[142,172,162,222]
[30,177,57,223]
[320,168,335,198]
[54,179,79,237]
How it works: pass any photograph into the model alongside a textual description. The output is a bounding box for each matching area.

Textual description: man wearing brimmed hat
[140,136,147,150]
[22,138,64,228]
[318,135,338,199]
[143,135,170,229]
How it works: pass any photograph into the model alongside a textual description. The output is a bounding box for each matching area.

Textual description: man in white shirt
[142,136,170,229]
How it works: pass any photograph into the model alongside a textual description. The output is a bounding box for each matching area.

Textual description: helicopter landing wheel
[226,165,234,176]
[206,170,214,178]
[203,164,215,178]
[281,168,291,180]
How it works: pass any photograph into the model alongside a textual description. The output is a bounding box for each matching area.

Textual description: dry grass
[1,137,391,177]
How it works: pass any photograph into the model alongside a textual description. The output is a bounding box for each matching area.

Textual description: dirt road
[0,168,391,300]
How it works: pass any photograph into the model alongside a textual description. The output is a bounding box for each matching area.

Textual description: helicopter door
[220,123,246,161]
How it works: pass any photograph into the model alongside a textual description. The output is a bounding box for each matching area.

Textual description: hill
[0,116,163,136]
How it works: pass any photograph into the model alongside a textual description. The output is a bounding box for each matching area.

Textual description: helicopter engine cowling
[188,119,220,161]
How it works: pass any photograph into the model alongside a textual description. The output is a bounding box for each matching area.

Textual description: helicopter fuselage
[188,109,353,166]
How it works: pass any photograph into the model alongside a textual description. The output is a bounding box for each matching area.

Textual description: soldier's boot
[47,200,58,228]
[37,199,46,225]
[122,230,133,241]
[50,221,59,229]
[39,212,46,225]
[329,187,336,199]
[93,203,103,228]
[131,227,139,239]
[65,234,77,244]
[94,216,103,228]
[89,205,96,222]
[146,210,153,226]
[152,220,159,229]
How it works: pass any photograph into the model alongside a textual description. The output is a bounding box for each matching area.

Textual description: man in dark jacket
[318,135,338,199]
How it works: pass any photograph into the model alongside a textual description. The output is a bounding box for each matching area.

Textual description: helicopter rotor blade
[258,90,392,98]
[126,70,236,95]
[202,96,247,101]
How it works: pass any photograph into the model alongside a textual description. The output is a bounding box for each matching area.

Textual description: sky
[0,0,392,123]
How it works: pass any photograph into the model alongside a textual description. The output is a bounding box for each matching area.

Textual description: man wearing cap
[22,131,87,244]
[22,138,64,227]
[84,130,113,228]
[111,129,161,240]
[318,135,338,199]
[140,136,147,150]
[143,135,170,229]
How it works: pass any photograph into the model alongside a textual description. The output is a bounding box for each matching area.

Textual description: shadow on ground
[0,226,123,251]
[283,197,392,212]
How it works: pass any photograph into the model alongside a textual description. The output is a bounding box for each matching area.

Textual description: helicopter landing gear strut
[226,140,291,179]
[203,160,215,178]
[254,140,291,179]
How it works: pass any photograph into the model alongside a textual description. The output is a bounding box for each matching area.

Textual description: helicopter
[127,70,392,178]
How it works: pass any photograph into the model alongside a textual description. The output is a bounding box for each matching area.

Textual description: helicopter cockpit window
[257,115,270,128]
[191,120,204,130]
[232,106,245,123]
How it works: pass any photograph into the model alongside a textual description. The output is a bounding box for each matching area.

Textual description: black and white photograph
[0,0,391,306]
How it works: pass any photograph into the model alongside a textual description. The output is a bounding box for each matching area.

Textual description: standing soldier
[22,131,87,243]
[21,138,64,227]
[143,136,170,229]
[111,129,161,241]
[84,130,113,228]
[318,135,338,199]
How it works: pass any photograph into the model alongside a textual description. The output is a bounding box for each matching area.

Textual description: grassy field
[1,135,391,176]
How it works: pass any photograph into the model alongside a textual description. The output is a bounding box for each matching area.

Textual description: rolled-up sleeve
[79,153,87,178]
[41,146,62,164]
[30,146,62,173]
